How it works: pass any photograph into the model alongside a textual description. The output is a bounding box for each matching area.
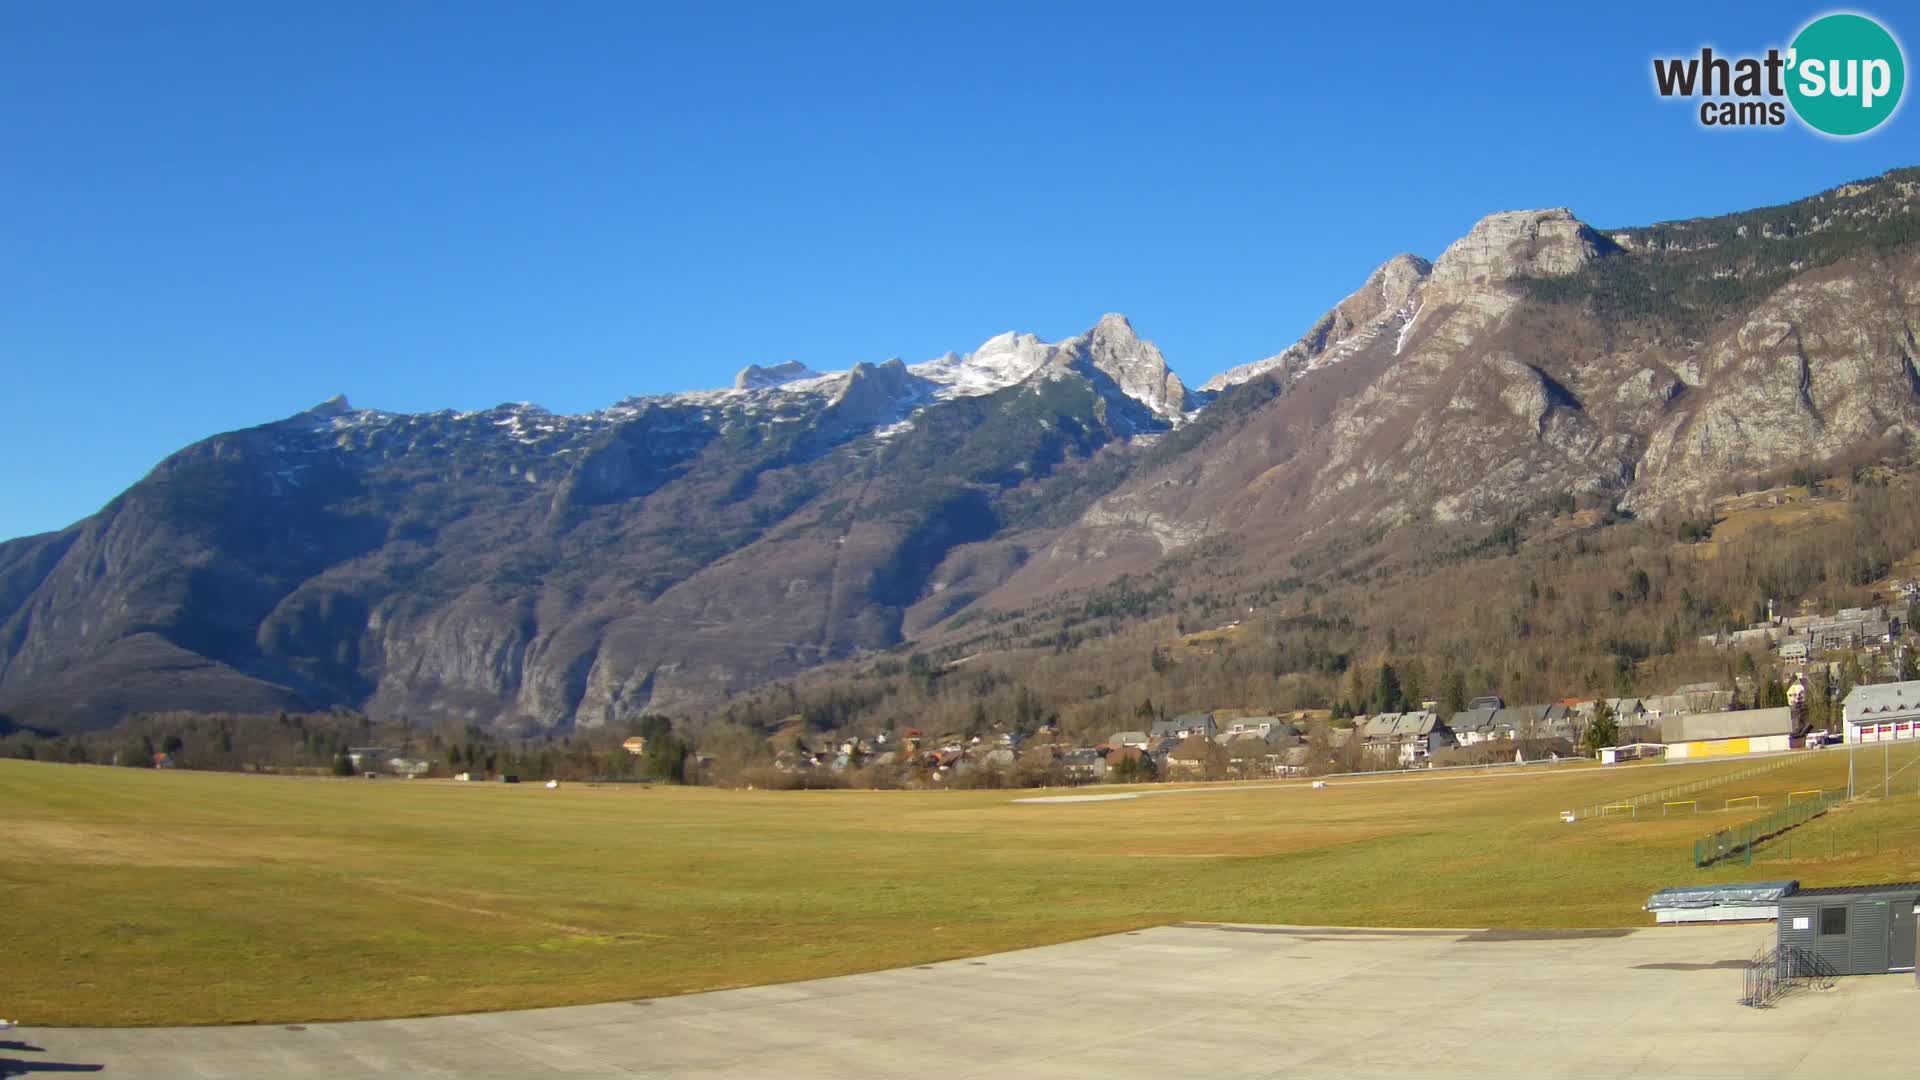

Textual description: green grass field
[7,749,1920,1026]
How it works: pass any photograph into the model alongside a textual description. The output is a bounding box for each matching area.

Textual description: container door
[1891,899,1917,974]
[1853,901,1892,975]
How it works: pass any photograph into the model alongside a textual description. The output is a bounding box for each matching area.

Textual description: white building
[1842,681,1920,744]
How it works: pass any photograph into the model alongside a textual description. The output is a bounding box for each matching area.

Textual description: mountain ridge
[5,166,1920,733]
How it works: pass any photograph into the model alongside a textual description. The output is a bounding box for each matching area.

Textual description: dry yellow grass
[1679,490,1850,562]
[4,751,1917,1026]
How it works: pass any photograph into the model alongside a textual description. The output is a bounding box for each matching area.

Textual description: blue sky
[2,1,1915,541]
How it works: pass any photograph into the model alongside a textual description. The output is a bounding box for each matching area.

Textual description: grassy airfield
[6,747,1920,1025]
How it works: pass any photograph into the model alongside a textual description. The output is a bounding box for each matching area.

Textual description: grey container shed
[1777,883,1920,976]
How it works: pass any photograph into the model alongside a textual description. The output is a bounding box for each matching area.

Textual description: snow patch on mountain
[1200,254,1434,393]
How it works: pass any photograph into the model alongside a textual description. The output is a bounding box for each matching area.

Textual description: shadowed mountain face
[6,168,1920,732]
[0,318,1186,732]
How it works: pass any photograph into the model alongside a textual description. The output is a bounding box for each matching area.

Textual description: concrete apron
[14,922,1915,1079]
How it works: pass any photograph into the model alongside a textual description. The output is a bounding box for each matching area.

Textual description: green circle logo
[1787,13,1906,136]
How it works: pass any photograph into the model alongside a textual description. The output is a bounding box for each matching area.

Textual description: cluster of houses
[1138,676,1870,775]
[756,683,1827,786]
[1099,687,1836,777]
[1095,699,1637,778]
[759,687,1803,785]
[1700,602,1901,662]
[768,728,1116,783]
[757,648,1920,786]
[764,713,1329,783]
[1113,713,1319,777]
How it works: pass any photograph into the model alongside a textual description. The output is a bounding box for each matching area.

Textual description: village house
[1108,729,1151,750]
[1605,698,1649,725]
[1165,736,1224,777]
[1496,704,1580,744]
[1448,708,1503,745]
[1218,715,1296,742]
[1222,730,1296,776]
[1058,748,1105,782]
[1150,712,1217,740]
[1359,711,1453,766]
[1222,735,1271,777]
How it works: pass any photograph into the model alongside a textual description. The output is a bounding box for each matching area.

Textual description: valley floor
[6,749,1920,1026]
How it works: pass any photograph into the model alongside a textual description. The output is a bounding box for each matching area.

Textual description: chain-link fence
[1692,790,1842,867]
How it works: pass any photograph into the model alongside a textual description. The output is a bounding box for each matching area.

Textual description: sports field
[6,748,1920,1026]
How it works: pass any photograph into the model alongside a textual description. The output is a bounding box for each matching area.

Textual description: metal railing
[1568,755,1800,821]
[1741,945,1839,1007]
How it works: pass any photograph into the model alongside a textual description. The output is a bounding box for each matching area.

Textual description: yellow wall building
[1660,707,1794,759]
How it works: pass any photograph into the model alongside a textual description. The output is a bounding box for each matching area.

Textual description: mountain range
[5,167,1920,733]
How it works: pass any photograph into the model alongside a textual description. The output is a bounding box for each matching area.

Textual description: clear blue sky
[2,1,1914,541]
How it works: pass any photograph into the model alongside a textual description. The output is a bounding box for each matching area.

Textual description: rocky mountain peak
[1063,314,1188,417]
[286,393,375,432]
[819,357,926,434]
[1372,254,1432,307]
[1430,208,1612,287]
[1198,256,1433,394]
[734,359,821,390]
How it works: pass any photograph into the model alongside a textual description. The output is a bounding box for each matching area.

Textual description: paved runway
[14,921,1916,1078]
